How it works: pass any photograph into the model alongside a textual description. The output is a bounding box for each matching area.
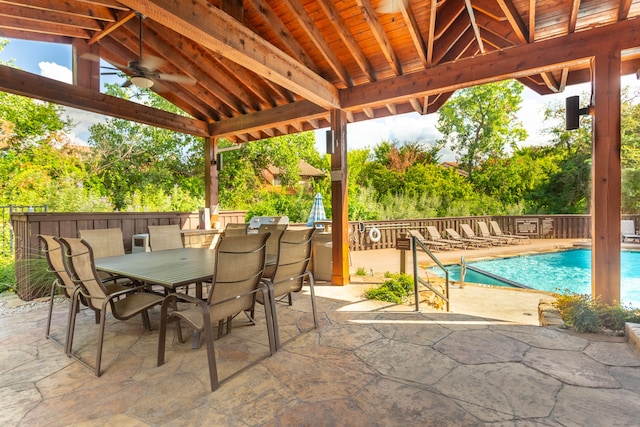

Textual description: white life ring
[369,226,381,243]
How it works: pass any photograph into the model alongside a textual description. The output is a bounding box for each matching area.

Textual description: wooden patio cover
[1,0,639,299]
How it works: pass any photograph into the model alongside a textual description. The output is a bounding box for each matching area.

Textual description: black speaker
[326,130,334,154]
[566,96,580,131]
[216,153,223,171]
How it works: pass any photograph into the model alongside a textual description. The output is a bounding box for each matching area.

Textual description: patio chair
[407,229,450,251]
[39,235,130,354]
[477,221,514,245]
[59,237,164,377]
[257,223,288,277]
[148,224,184,251]
[621,220,640,242]
[157,233,275,392]
[223,222,248,237]
[256,228,317,350]
[460,224,503,246]
[78,228,132,286]
[489,221,530,244]
[445,228,491,248]
[78,228,126,258]
[425,225,467,249]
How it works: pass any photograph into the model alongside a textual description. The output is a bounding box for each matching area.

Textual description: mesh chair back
[426,226,443,240]
[270,228,315,296]
[224,222,248,237]
[148,224,184,251]
[257,223,288,258]
[39,235,76,299]
[78,228,125,258]
[59,237,109,312]
[207,233,269,322]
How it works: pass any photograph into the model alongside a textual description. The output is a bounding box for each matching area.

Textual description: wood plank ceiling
[2,0,640,143]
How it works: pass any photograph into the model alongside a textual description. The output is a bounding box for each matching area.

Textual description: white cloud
[38,61,72,84]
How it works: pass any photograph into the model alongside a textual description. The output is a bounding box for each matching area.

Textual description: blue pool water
[429,249,640,308]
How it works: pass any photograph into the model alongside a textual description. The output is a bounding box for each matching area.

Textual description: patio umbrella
[306,193,327,227]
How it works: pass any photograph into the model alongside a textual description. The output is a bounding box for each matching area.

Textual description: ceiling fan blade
[138,55,165,71]
[121,79,133,88]
[100,72,121,75]
[81,53,129,70]
[157,73,197,85]
[377,0,408,13]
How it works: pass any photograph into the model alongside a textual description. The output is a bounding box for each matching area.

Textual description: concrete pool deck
[2,238,640,425]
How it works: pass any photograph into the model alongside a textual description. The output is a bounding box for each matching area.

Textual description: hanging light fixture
[130,75,154,88]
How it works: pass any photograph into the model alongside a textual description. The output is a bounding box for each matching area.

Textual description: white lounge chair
[460,224,503,246]
[445,228,491,248]
[621,220,640,242]
[489,221,530,244]
[426,226,466,249]
[477,222,514,245]
[408,229,450,251]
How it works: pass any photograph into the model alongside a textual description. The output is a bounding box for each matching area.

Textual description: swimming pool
[429,249,640,308]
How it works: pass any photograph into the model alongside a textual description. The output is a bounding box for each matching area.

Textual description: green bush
[554,291,640,334]
[355,266,367,276]
[365,273,414,304]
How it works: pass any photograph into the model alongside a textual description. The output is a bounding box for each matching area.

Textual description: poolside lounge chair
[461,223,503,246]
[489,221,530,244]
[408,229,450,251]
[446,228,491,248]
[621,220,640,242]
[477,222,514,245]
[426,226,467,249]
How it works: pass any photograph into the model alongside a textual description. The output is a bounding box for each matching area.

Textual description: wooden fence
[10,211,640,300]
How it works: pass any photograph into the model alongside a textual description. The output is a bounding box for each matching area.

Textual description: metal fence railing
[1,205,47,256]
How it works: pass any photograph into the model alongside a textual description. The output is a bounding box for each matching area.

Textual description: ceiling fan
[100,13,196,89]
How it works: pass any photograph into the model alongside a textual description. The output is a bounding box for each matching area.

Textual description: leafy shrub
[355,266,367,276]
[365,273,414,304]
[554,291,640,334]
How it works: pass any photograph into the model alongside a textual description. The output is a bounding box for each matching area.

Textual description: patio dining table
[95,248,216,299]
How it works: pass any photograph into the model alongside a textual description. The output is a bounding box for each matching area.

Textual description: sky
[2,37,638,161]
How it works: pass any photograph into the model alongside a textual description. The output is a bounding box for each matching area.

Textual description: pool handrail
[410,234,449,312]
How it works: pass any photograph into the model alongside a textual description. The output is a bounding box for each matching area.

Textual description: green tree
[436,80,527,179]
[87,84,204,211]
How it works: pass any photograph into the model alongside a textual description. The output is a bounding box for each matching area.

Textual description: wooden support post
[204,136,220,225]
[591,52,621,305]
[72,40,100,91]
[330,109,350,285]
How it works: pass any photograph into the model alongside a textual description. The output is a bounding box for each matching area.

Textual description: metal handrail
[410,235,449,312]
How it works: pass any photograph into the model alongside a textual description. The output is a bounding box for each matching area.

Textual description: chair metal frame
[59,237,163,376]
[260,227,317,350]
[157,233,275,392]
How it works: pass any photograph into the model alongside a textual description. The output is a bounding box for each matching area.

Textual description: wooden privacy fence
[11,211,640,300]
[349,214,640,251]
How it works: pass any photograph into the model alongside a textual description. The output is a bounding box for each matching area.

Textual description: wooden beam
[529,0,536,42]
[88,11,136,45]
[316,0,376,82]
[619,0,633,20]
[464,0,484,53]
[591,51,621,305]
[330,109,349,286]
[117,0,339,109]
[208,100,326,137]
[426,0,437,66]
[568,0,581,33]
[356,0,403,75]
[2,0,116,21]
[399,0,428,68]
[244,0,320,74]
[495,0,529,44]
[72,39,100,91]
[341,19,640,110]
[282,0,352,87]
[0,64,210,137]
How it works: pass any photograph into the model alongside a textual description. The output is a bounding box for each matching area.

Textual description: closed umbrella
[306,193,327,227]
